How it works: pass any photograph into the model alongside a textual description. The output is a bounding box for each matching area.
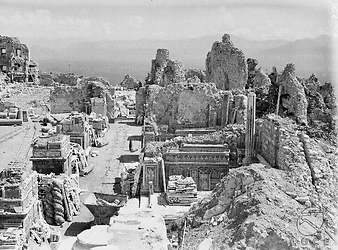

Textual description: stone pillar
[221,92,231,127]
[243,92,256,165]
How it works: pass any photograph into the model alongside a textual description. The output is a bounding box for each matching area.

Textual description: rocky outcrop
[120,74,140,89]
[205,34,248,90]
[278,63,308,125]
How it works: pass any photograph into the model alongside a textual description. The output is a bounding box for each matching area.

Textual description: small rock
[295,196,309,204]
[285,191,297,198]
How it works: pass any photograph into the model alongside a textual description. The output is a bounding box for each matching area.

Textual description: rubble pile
[166,175,197,205]
[206,34,248,90]
[38,174,80,226]
[169,162,338,249]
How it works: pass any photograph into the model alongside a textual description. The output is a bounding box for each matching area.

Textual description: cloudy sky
[0,0,335,42]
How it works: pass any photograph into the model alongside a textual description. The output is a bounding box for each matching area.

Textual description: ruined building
[50,77,115,121]
[206,34,248,90]
[0,36,39,83]
[148,49,186,87]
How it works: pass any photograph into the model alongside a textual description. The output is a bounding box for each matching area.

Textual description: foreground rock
[170,163,338,249]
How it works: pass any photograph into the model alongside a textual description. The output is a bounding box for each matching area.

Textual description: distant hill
[249,37,335,82]
[27,34,334,84]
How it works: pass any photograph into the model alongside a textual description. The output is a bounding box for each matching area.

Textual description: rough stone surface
[185,69,206,83]
[120,74,140,90]
[147,82,222,130]
[162,60,185,87]
[171,162,338,250]
[278,63,308,125]
[205,34,248,90]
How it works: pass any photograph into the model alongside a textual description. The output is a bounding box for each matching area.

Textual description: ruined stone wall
[205,34,248,90]
[147,82,222,130]
[150,49,169,85]
[28,60,39,84]
[185,68,206,83]
[0,36,29,82]
[149,49,204,87]
[50,85,85,114]
[278,63,308,125]
[120,74,139,89]
[40,72,54,86]
[135,87,147,121]
[53,73,79,86]
[162,60,185,87]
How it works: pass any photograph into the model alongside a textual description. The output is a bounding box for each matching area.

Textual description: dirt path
[0,121,37,171]
[80,118,142,193]
[62,118,142,230]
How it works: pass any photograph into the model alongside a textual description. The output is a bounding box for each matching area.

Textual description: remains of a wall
[147,82,222,130]
[149,49,204,87]
[278,63,308,125]
[304,76,333,124]
[0,36,29,82]
[50,85,85,114]
[135,87,147,122]
[120,74,140,89]
[150,49,169,85]
[53,73,79,86]
[162,60,185,87]
[185,69,206,83]
[205,34,248,90]
[40,72,54,86]
[27,60,39,84]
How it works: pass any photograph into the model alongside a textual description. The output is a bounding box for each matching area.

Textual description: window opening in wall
[16,48,21,56]
[1,65,7,72]
[1,48,6,54]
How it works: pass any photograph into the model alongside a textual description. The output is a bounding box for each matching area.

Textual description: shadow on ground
[117,154,139,163]
[64,221,93,236]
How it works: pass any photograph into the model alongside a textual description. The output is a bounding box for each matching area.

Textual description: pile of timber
[166,175,197,206]
[38,174,80,226]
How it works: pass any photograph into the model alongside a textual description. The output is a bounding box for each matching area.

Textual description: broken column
[221,91,232,126]
[243,92,256,165]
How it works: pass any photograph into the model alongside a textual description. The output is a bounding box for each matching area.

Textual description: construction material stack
[0,163,39,249]
[166,175,197,206]
[62,112,91,154]
[30,134,71,175]
[37,174,80,226]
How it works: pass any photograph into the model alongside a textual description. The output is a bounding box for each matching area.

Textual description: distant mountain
[249,37,334,82]
[27,34,334,84]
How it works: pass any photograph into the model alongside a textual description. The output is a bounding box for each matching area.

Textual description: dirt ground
[58,118,143,241]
